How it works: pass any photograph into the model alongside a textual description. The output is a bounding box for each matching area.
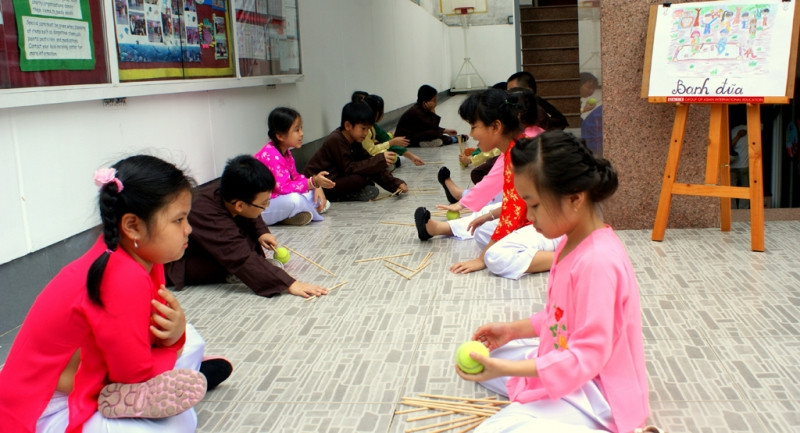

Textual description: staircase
[519,5,581,128]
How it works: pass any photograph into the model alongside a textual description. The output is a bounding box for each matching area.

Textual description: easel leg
[746,104,765,251]
[717,105,732,231]
[652,104,690,241]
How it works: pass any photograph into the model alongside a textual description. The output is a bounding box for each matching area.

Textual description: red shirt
[0,237,184,433]
[491,139,531,241]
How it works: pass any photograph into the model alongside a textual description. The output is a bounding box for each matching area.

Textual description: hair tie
[105,248,114,254]
[94,168,124,193]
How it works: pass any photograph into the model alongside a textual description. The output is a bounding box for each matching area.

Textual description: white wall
[448,23,517,88]
[0,0,456,264]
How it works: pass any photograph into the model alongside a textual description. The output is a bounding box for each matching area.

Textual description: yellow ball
[273,247,290,264]
[587,97,597,105]
[455,341,489,374]
[446,210,460,220]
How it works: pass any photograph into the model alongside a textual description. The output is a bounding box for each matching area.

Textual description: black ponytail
[86,155,194,307]
[511,130,618,206]
[457,88,522,136]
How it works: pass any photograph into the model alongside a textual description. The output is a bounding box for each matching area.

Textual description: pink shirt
[459,126,544,212]
[254,141,310,198]
[506,227,649,433]
[0,237,183,433]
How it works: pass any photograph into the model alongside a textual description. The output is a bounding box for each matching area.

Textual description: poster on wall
[12,0,95,71]
[234,0,299,76]
[644,0,798,102]
[113,0,234,81]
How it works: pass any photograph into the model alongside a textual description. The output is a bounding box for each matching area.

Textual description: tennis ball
[273,247,290,264]
[446,210,460,220]
[587,97,597,105]
[455,341,489,374]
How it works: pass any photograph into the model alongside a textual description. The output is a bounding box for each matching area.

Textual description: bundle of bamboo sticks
[395,393,507,433]
[353,252,433,281]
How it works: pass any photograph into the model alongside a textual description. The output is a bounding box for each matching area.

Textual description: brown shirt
[394,104,448,146]
[165,180,295,297]
[304,128,404,192]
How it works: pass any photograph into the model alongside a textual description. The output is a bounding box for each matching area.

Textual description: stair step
[523,62,579,80]
[522,48,578,64]
[536,79,580,96]
[520,5,577,21]
[521,19,578,34]
[521,33,579,48]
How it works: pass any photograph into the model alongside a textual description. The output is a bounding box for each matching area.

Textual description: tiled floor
[5,95,800,432]
[176,95,800,432]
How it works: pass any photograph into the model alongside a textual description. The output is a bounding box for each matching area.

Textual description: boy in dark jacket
[304,101,407,201]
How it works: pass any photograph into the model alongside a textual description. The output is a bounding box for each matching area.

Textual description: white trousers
[36,324,206,433]
[484,226,563,280]
[448,203,502,248]
[477,339,614,433]
[260,191,323,226]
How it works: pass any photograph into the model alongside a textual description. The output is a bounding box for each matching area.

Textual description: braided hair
[87,155,194,307]
[510,130,618,207]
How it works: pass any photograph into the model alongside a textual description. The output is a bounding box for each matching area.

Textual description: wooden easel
[651,103,766,251]
[642,1,799,252]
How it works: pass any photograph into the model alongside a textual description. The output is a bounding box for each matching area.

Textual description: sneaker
[98,369,207,419]
[419,138,443,148]
[414,207,433,241]
[265,258,284,269]
[278,211,313,226]
[344,185,379,201]
[200,357,233,390]
[319,200,331,214]
[437,166,458,204]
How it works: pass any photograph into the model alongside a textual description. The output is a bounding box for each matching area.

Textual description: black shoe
[395,158,402,168]
[200,358,233,391]
[414,207,433,241]
[437,166,458,204]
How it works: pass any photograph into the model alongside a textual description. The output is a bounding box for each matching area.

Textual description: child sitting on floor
[357,92,425,167]
[254,107,335,226]
[455,131,650,432]
[304,101,408,201]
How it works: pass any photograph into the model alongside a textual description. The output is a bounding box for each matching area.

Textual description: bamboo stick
[304,281,347,302]
[455,419,485,433]
[394,407,428,415]
[428,417,486,433]
[416,252,433,270]
[400,400,498,417]
[404,415,480,433]
[384,263,411,280]
[380,221,416,227]
[405,410,456,422]
[354,252,412,263]
[407,261,430,279]
[401,398,502,413]
[283,246,336,276]
[383,259,416,272]
[371,189,402,201]
[417,394,508,405]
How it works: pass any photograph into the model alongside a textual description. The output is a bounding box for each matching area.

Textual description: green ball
[455,341,489,374]
[273,247,290,264]
[446,210,460,220]
[587,97,597,105]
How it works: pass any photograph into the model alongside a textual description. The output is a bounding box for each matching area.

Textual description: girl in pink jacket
[456,131,651,432]
[254,107,335,226]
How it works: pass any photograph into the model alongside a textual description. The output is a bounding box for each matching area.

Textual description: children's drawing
[646,0,797,100]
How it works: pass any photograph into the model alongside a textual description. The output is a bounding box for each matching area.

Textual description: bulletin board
[641,0,799,103]
[113,0,235,81]
[0,0,109,88]
[234,0,300,77]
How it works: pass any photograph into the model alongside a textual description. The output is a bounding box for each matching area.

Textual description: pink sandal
[98,369,207,419]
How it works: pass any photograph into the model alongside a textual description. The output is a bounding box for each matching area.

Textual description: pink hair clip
[94,168,124,193]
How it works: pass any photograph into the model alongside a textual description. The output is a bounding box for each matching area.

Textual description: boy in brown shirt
[304,101,407,201]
